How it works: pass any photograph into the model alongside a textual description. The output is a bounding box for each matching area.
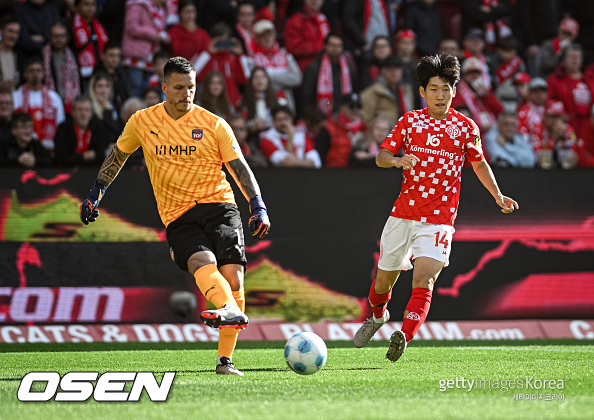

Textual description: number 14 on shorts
[434,231,449,254]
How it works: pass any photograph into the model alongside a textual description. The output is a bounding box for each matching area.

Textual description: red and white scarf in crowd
[363,0,389,34]
[18,85,58,143]
[337,112,365,134]
[236,23,255,56]
[72,13,108,77]
[42,45,80,114]
[495,56,522,85]
[482,0,512,50]
[253,43,289,69]
[305,6,330,39]
[456,80,496,130]
[317,54,352,116]
[74,124,92,154]
[123,0,166,70]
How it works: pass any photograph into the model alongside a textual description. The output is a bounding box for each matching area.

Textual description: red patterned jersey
[381,107,484,226]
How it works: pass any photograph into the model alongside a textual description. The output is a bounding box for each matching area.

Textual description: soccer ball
[284,332,328,375]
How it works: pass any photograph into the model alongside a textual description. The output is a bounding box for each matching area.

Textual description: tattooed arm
[224,156,261,201]
[96,144,133,188]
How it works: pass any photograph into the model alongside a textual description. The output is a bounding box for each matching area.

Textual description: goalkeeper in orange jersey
[80,57,270,376]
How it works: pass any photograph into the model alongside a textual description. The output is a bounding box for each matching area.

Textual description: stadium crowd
[1,0,593,170]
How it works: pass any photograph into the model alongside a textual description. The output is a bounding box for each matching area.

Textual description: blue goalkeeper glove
[249,196,270,239]
[80,181,106,225]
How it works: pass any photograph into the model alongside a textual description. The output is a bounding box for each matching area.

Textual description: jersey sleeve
[464,118,485,162]
[116,113,141,153]
[380,115,407,154]
[216,118,243,162]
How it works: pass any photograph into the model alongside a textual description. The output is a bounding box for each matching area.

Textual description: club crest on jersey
[192,129,203,141]
[446,125,461,138]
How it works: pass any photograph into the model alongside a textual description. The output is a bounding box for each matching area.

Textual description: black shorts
[166,203,246,271]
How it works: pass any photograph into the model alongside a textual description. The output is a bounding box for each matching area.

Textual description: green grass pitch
[0,340,593,420]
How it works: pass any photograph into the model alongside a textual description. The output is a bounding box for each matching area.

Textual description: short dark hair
[178,0,195,14]
[210,22,231,38]
[141,85,162,99]
[271,105,293,119]
[103,40,121,53]
[153,49,170,63]
[163,57,195,79]
[11,112,33,128]
[498,35,517,51]
[73,95,92,108]
[0,17,19,31]
[324,33,342,46]
[416,53,460,89]
[24,57,43,71]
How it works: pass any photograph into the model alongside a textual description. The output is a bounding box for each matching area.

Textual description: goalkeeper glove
[80,181,106,225]
[248,195,270,239]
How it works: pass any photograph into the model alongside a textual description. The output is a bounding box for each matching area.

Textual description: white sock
[373,313,387,323]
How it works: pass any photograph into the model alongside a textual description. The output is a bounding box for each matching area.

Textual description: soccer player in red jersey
[353,54,518,362]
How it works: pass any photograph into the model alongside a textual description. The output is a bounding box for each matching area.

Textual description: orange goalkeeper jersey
[117,103,242,227]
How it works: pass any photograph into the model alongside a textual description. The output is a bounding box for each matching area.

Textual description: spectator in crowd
[284,0,330,73]
[0,18,20,92]
[393,29,421,109]
[42,22,80,114]
[402,0,445,57]
[198,71,235,119]
[13,0,61,60]
[349,115,392,167]
[120,97,146,123]
[301,34,356,118]
[538,17,580,79]
[315,93,365,167]
[0,89,12,144]
[461,28,492,89]
[250,19,302,114]
[232,3,256,56]
[193,0,269,32]
[341,0,391,80]
[516,0,561,77]
[67,0,109,89]
[361,55,409,127]
[237,67,279,143]
[517,77,547,149]
[88,72,123,141]
[438,37,463,61]
[577,104,594,166]
[483,111,536,168]
[13,57,65,152]
[537,99,579,169]
[228,113,268,168]
[54,95,107,166]
[454,104,473,119]
[147,49,169,101]
[0,112,52,167]
[259,105,321,168]
[451,56,503,134]
[141,85,162,107]
[94,41,129,112]
[117,95,146,167]
[489,35,526,110]
[121,0,170,97]
[194,22,248,106]
[360,35,392,89]
[547,43,594,143]
[298,106,327,142]
[513,72,531,108]
[168,0,210,61]
[459,0,512,51]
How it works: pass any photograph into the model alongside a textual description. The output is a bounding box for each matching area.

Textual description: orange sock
[218,289,245,358]
[193,265,236,309]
